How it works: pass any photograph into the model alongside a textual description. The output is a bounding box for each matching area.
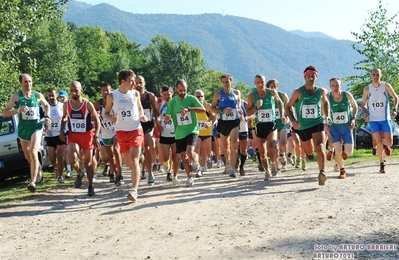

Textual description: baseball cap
[59,90,68,97]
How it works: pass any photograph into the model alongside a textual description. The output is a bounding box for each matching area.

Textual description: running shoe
[318,171,327,186]
[338,168,346,179]
[27,181,36,192]
[66,171,73,178]
[115,174,125,186]
[172,177,179,185]
[127,189,138,202]
[74,174,83,188]
[239,166,245,176]
[384,146,391,156]
[301,159,307,171]
[264,170,272,180]
[166,172,172,181]
[326,150,333,161]
[148,174,155,186]
[57,176,64,184]
[109,174,115,183]
[87,185,95,196]
[185,177,194,187]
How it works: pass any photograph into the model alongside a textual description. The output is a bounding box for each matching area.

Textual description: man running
[104,69,147,202]
[60,81,100,196]
[247,74,284,179]
[361,68,398,173]
[164,79,205,187]
[94,83,123,185]
[286,65,330,186]
[328,77,358,178]
[45,87,67,183]
[210,74,242,177]
[2,73,51,192]
[135,75,159,185]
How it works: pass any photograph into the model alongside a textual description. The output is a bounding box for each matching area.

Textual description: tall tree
[143,35,206,94]
[17,17,78,90]
[74,25,112,99]
[346,0,399,102]
[0,0,68,108]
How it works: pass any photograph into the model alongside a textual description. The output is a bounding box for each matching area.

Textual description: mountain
[289,30,335,40]
[63,1,362,93]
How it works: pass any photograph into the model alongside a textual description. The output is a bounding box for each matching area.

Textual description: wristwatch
[93,134,99,139]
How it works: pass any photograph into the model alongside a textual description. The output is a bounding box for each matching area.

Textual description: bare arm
[320,87,330,119]
[136,91,147,122]
[87,101,101,148]
[285,89,301,129]
[104,93,116,123]
[386,83,398,117]
[59,102,69,142]
[37,92,51,125]
[246,92,257,117]
[2,93,19,118]
[271,89,284,122]
[346,91,358,130]
[209,91,222,114]
[361,86,370,122]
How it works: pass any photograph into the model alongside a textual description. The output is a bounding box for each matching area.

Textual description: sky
[79,0,399,40]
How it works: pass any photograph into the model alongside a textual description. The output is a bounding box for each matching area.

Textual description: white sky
[79,0,399,40]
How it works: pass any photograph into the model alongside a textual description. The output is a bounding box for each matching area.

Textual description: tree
[0,0,68,108]
[142,35,206,95]
[74,25,112,99]
[17,17,78,90]
[346,0,399,103]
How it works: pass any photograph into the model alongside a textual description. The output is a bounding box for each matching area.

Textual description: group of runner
[2,66,397,202]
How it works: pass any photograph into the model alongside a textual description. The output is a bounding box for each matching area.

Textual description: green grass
[0,165,107,206]
[0,149,396,206]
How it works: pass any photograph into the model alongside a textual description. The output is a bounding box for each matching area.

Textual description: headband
[304,69,318,77]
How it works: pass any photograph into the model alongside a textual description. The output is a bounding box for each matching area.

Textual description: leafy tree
[102,31,144,88]
[142,35,206,95]
[0,0,68,108]
[346,0,399,103]
[74,25,112,99]
[17,17,78,90]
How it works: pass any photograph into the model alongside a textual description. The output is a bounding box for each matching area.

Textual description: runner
[286,65,330,185]
[194,89,214,177]
[328,77,358,178]
[164,79,206,187]
[135,75,159,185]
[60,81,101,196]
[2,73,51,192]
[266,79,289,170]
[157,85,179,183]
[247,74,284,179]
[44,87,67,183]
[361,68,398,173]
[94,83,123,185]
[104,69,147,202]
[210,74,242,178]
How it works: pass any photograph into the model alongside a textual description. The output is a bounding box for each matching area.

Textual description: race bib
[21,106,38,120]
[332,112,348,124]
[370,100,384,111]
[221,109,237,121]
[301,104,318,119]
[163,119,174,129]
[176,112,193,126]
[143,108,151,120]
[275,109,281,119]
[198,120,207,130]
[118,107,135,122]
[258,109,273,122]
[70,118,86,132]
[48,121,60,132]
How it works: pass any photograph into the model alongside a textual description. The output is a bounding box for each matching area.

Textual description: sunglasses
[196,95,203,98]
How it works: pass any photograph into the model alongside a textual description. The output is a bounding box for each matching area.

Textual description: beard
[178,93,186,99]
[72,95,79,100]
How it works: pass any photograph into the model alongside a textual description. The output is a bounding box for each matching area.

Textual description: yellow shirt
[197,111,212,136]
